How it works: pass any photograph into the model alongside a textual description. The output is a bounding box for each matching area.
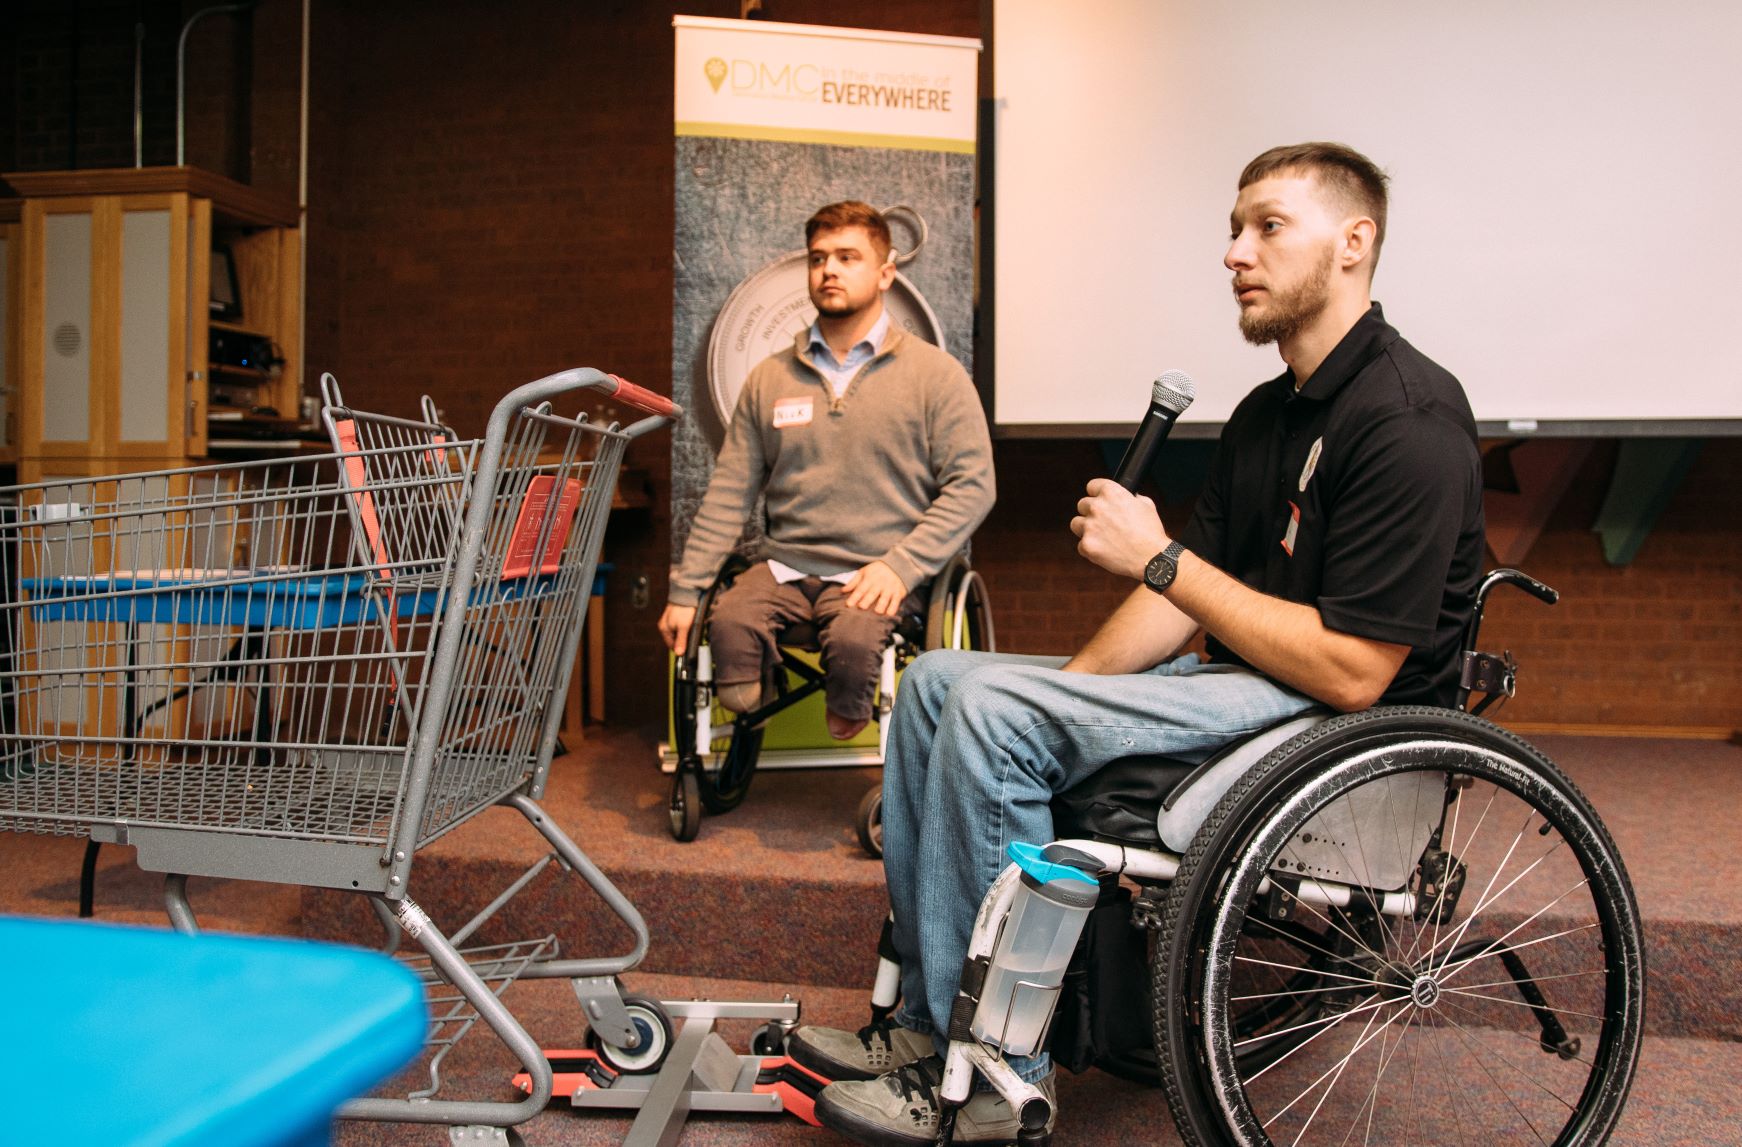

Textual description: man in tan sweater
[659,202,994,739]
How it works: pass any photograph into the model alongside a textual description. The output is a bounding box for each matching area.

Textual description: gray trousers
[707,561,923,722]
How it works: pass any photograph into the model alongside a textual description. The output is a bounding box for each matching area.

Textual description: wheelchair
[666,550,993,844]
[855,569,1646,1146]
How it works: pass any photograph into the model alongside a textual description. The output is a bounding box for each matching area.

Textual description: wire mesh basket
[0,368,666,894]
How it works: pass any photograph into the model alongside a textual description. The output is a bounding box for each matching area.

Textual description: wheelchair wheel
[671,655,762,817]
[1084,912,1340,1088]
[669,771,700,842]
[856,784,883,858]
[1154,707,1645,1147]
[669,563,766,820]
[697,724,762,814]
[925,553,994,652]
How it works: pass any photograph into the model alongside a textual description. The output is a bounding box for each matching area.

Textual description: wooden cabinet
[5,167,300,474]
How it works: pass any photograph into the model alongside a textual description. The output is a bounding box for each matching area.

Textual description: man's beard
[1238,247,1334,346]
[815,294,860,318]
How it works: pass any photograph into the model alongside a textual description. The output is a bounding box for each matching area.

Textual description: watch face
[1145,551,1176,591]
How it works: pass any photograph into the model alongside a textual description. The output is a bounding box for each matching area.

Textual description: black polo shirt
[1178,303,1485,707]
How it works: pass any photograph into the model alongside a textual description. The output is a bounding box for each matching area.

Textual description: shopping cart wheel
[669,770,701,842]
[855,784,883,859]
[750,1022,787,1056]
[586,996,674,1075]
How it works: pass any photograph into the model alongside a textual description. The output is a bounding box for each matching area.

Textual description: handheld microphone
[1112,371,1196,491]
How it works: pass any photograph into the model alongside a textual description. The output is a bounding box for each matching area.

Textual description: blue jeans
[883,649,1316,1083]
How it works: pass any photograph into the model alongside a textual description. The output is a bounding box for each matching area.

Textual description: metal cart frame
[0,369,797,1142]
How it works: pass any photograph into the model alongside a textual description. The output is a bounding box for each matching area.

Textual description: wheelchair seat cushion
[1051,756,1197,848]
[1049,710,1332,851]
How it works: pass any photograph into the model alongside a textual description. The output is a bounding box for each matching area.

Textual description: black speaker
[209,329,279,373]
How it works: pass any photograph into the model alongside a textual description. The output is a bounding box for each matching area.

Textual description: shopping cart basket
[0,368,789,1140]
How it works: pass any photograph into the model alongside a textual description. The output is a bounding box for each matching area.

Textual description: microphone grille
[1152,370,1196,414]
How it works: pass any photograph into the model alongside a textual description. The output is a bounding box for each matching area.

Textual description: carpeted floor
[3,725,1737,1145]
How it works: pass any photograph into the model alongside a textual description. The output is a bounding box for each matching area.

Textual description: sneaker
[786,1018,935,1081]
[815,1055,1057,1147]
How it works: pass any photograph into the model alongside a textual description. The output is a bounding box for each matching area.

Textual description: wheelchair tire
[855,784,883,858]
[697,724,762,814]
[924,554,994,653]
[669,771,701,842]
[669,561,765,820]
[1153,707,1645,1147]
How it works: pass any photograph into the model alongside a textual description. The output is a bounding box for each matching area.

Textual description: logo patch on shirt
[1281,501,1300,556]
[1298,436,1324,492]
[772,397,814,429]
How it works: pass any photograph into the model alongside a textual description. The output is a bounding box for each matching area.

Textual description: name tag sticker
[1281,501,1300,556]
[1298,436,1324,492]
[773,397,814,429]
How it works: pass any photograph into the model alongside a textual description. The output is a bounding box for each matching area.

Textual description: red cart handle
[606,374,678,419]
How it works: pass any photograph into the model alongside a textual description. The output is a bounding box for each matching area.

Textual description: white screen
[992,0,1742,431]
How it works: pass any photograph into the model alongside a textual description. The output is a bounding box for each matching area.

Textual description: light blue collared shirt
[806,309,889,399]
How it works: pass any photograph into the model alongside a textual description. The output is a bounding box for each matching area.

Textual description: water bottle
[970,841,1100,1055]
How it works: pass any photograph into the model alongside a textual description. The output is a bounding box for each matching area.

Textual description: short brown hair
[805,201,892,262]
[1240,142,1389,272]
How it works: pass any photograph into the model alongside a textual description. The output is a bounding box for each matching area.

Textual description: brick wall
[296,0,980,732]
[10,0,188,173]
[1473,440,1741,730]
[5,1,1737,734]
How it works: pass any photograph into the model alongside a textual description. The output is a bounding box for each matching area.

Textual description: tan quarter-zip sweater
[669,325,995,605]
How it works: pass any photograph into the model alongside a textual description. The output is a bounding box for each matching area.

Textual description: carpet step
[300,729,1742,1043]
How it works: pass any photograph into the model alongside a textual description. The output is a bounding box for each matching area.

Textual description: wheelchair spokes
[1223,913,1374,1077]
[1157,709,1644,1147]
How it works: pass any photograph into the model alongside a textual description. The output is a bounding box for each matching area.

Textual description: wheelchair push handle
[1465,567,1558,654]
[1479,568,1559,608]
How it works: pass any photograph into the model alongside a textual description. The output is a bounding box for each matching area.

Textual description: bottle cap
[1007,840,1099,896]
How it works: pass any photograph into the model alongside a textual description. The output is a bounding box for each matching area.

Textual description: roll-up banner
[670,16,982,557]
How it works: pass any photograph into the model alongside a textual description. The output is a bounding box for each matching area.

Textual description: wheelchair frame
[860,570,1646,1147]
[663,550,994,843]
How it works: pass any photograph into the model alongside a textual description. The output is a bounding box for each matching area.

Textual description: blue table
[22,569,559,626]
[22,572,434,628]
[0,916,426,1146]
[17,569,565,918]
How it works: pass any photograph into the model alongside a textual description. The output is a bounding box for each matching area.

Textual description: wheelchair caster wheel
[855,785,883,858]
[669,771,700,841]
[585,996,674,1074]
[749,1022,787,1056]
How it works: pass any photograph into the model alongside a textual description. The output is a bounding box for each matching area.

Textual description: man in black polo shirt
[802,142,1485,1146]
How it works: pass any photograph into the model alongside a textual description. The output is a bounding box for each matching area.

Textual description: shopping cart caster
[750,1022,789,1057]
[584,995,675,1074]
[669,770,701,842]
[856,785,883,858]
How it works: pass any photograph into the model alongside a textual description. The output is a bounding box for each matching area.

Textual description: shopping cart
[0,369,804,1142]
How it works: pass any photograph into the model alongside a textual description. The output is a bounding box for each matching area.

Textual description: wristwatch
[1143,541,1186,594]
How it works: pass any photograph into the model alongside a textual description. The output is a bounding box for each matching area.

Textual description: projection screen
[990,0,1742,435]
